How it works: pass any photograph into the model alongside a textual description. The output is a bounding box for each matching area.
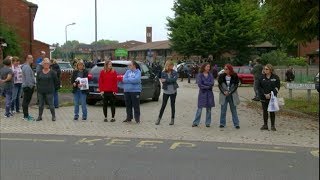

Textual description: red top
[98,69,118,93]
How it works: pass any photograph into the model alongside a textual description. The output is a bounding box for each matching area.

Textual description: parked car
[57,61,73,72]
[86,60,161,105]
[314,72,319,92]
[218,66,254,85]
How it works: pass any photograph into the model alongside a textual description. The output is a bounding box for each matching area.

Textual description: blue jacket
[161,70,179,90]
[122,69,142,92]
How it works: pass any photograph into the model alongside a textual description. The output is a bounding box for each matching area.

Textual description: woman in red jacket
[98,60,118,122]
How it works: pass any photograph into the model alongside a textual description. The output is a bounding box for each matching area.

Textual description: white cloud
[28,0,174,45]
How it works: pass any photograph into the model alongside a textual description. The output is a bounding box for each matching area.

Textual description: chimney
[146,27,152,43]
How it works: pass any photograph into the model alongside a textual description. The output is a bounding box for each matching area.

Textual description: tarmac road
[1,133,318,180]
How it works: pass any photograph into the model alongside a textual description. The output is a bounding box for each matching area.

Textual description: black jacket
[50,63,61,88]
[257,73,280,100]
[218,73,239,95]
[71,69,89,93]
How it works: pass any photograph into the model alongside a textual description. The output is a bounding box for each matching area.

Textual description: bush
[260,50,307,66]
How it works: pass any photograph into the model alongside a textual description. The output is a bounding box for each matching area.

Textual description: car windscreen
[97,63,128,75]
[239,68,251,74]
[58,63,72,69]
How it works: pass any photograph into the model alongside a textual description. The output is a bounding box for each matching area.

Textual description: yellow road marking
[136,140,163,148]
[170,142,196,150]
[76,138,102,145]
[310,150,319,157]
[0,138,65,142]
[217,147,296,154]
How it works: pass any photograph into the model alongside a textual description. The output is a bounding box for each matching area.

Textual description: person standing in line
[11,56,23,113]
[71,60,89,121]
[218,64,240,129]
[98,60,118,122]
[21,55,36,121]
[35,51,46,73]
[156,60,178,125]
[0,57,14,118]
[192,63,215,127]
[257,64,280,131]
[251,59,263,101]
[50,59,61,108]
[36,58,58,121]
[122,60,142,123]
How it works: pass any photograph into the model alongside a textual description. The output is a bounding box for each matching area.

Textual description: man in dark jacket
[251,59,263,101]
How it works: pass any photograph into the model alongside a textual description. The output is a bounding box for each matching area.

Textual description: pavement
[0,134,319,180]
[0,80,319,148]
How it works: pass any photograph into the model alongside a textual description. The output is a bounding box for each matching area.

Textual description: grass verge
[246,94,319,119]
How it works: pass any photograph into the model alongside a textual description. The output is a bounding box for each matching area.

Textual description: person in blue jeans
[11,56,23,113]
[122,60,142,123]
[50,59,61,108]
[218,64,240,129]
[192,63,215,127]
[71,60,88,120]
[0,57,14,118]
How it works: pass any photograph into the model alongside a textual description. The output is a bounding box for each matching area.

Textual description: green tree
[262,0,319,43]
[0,19,22,57]
[167,0,264,62]
[51,43,64,59]
[91,39,118,47]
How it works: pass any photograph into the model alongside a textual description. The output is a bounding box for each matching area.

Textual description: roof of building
[127,40,170,51]
[23,0,38,7]
[97,40,145,51]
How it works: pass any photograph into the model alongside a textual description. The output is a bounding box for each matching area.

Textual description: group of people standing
[0,53,59,122]
[1,55,280,131]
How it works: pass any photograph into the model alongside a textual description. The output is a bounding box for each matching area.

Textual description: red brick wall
[298,39,319,56]
[0,0,49,62]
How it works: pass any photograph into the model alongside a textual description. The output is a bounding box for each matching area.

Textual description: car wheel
[86,99,97,105]
[152,86,161,101]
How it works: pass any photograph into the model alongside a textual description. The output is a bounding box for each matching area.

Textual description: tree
[0,19,22,57]
[51,43,64,59]
[91,39,118,47]
[167,0,264,62]
[262,0,319,43]
[62,40,80,50]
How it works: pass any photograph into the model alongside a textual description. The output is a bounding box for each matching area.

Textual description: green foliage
[91,39,118,47]
[263,0,319,43]
[0,19,22,57]
[167,0,264,59]
[260,50,307,66]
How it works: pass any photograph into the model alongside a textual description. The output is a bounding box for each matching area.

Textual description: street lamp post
[94,0,98,61]
[65,22,76,61]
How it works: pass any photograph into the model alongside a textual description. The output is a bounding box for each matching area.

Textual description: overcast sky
[28,0,175,45]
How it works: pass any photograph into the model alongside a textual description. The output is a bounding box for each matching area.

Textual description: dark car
[315,73,319,92]
[86,60,161,105]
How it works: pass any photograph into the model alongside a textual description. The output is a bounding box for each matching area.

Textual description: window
[140,64,150,76]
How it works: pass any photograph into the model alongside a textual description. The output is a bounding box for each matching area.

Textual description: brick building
[298,39,319,65]
[0,0,49,64]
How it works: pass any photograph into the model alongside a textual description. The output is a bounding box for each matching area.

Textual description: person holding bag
[71,60,89,121]
[98,60,118,122]
[257,64,280,131]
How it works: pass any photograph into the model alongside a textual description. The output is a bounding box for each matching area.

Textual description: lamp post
[94,0,98,61]
[65,22,76,61]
